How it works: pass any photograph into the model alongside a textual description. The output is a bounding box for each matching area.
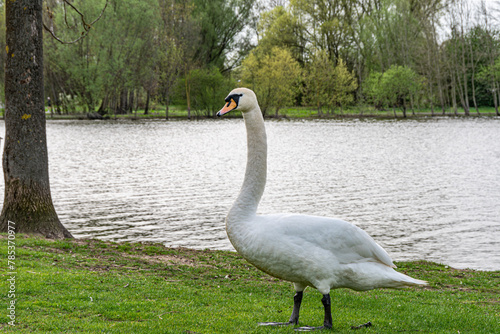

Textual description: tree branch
[43,0,108,45]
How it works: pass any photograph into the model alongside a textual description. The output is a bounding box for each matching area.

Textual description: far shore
[1,105,497,121]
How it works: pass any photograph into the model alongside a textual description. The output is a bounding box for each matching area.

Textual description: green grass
[1,235,499,333]
[277,105,500,119]
[37,104,500,121]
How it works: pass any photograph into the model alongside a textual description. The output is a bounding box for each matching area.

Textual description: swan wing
[258,213,395,268]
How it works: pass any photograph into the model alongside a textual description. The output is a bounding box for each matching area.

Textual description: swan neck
[228,106,267,221]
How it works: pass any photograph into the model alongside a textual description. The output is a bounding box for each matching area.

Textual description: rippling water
[1,118,499,270]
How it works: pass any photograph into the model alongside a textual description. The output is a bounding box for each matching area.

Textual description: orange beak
[217,99,237,117]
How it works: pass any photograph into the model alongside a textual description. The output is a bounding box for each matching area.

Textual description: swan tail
[390,271,428,288]
[348,263,428,290]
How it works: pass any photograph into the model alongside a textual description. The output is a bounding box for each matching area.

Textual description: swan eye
[225,93,243,104]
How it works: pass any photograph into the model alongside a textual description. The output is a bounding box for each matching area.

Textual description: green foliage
[302,50,334,112]
[302,51,357,114]
[378,65,424,112]
[39,0,253,114]
[362,71,383,107]
[331,58,358,110]
[290,0,357,62]
[478,57,500,87]
[192,0,256,70]
[175,67,235,117]
[240,47,302,116]
[257,6,305,64]
[44,0,160,113]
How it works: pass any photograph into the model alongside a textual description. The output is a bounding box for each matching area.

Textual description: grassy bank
[1,235,499,333]
[26,105,500,120]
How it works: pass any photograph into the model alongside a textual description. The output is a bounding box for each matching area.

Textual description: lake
[0,117,498,271]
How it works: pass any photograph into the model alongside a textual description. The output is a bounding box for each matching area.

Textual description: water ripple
[0,118,498,270]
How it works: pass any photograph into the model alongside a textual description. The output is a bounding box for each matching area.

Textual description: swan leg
[289,291,303,324]
[322,293,333,329]
[295,293,333,331]
[258,291,303,327]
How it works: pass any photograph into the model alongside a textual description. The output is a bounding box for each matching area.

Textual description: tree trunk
[468,43,479,115]
[437,72,446,115]
[185,70,191,120]
[495,82,500,116]
[144,90,150,115]
[409,95,415,116]
[128,90,134,114]
[0,0,72,238]
[98,96,107,115]
[497,85,500,116]
[493,85,499,116]
[460,38,470,116]
[451,72,458,115]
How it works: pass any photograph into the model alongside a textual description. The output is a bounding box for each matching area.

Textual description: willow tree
[0,0,72,238]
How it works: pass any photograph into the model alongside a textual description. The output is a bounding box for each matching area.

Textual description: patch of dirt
[125,253,215,268]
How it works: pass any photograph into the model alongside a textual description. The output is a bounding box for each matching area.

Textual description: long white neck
[227,105,267,223]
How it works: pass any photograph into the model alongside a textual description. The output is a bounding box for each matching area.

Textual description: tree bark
[165,91,170,120]
[495,82,500,116]
[451,70,458,115]
[185,68,191,120]
[144,89,150,115]
[0,0,72,238]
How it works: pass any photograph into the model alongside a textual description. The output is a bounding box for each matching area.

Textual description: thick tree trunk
[0,0,72,238]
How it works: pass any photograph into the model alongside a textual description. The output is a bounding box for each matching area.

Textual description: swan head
[217,88,258,116]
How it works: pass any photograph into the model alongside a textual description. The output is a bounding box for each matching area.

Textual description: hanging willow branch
[43,0,108,44]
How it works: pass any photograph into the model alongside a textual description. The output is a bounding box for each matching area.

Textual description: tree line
[1,0,499,117]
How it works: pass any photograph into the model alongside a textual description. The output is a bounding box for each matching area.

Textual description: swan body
[217,88,426,330]
[227,213,421,293]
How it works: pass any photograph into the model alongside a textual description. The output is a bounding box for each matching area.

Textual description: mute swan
[217,88,427,331]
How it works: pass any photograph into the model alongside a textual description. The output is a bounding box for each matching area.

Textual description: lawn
[1,235,499,333]
[36,104,500,121]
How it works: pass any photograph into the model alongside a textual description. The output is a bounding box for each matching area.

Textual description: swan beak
[217,99,237,117]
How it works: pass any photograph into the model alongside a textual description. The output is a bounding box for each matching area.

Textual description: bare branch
[63,0,91,31]
[43,0,108,45]
[63,2,76,30]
